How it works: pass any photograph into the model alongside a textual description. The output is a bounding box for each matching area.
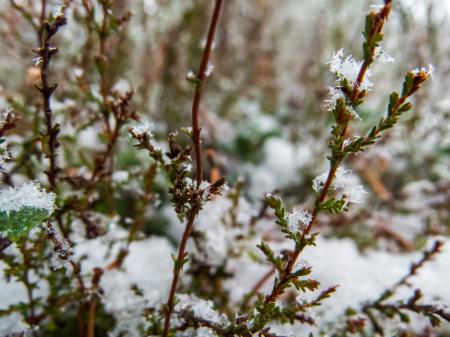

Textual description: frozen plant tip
[129,120,155,138]
[329,49,373,91]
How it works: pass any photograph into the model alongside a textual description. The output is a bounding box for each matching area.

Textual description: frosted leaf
[129,120,165,155]
[329,49,373,91]
[286,209,312,233]
[324,87,361,119]
[0,182,55,241]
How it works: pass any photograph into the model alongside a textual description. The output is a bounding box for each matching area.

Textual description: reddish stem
[162,1,224,336]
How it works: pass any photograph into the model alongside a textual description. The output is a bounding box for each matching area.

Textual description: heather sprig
[241,2,434,334]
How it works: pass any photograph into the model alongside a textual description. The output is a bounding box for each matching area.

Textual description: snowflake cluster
[129,120,154,138]
[175,294,230,327]
[286,209,312,233]
[0,181,56,215]
[312,167,367,205]
[328,49,373,91]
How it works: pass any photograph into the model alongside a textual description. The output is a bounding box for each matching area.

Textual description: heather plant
[0,1,449,337]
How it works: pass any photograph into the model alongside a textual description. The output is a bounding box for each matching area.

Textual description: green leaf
[0,207,51,241]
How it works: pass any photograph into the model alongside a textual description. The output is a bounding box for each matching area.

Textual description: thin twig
[162,1,224,336]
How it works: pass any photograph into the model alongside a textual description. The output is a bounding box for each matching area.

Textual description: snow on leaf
[0,182,55,241]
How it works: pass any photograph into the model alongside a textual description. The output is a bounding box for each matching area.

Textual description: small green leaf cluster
[342,69,432,157]
[0,208,50,241]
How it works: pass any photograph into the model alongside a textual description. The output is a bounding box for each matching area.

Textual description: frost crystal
[324,86,345,111]
[343,185,367,205]
[286,209,312,233]
[329,49,373,91]
[312,167,367,205]
[0,181,56,215]
[324,87,360,119]
[412,64,435,78]
[175,294,229,327]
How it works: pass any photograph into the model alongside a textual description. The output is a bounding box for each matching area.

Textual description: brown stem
[39,0,46,35]
[191,0,223,186]
[162,1,224,335]
[39,36,57,190]
[163,207,198,336]
[87,268,103,337]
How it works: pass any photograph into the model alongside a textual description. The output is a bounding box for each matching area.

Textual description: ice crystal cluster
[286,209,312,233]
[0,182,55,215]
[313,167,367,205]
[329,49,373,91]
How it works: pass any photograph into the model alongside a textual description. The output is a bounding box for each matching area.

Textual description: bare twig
[162,1,225,335]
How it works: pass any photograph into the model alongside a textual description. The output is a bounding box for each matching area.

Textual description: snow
[286,209,312,233]
[175,294,229,327]
[0,181,55,215]
[272,236,450,334]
